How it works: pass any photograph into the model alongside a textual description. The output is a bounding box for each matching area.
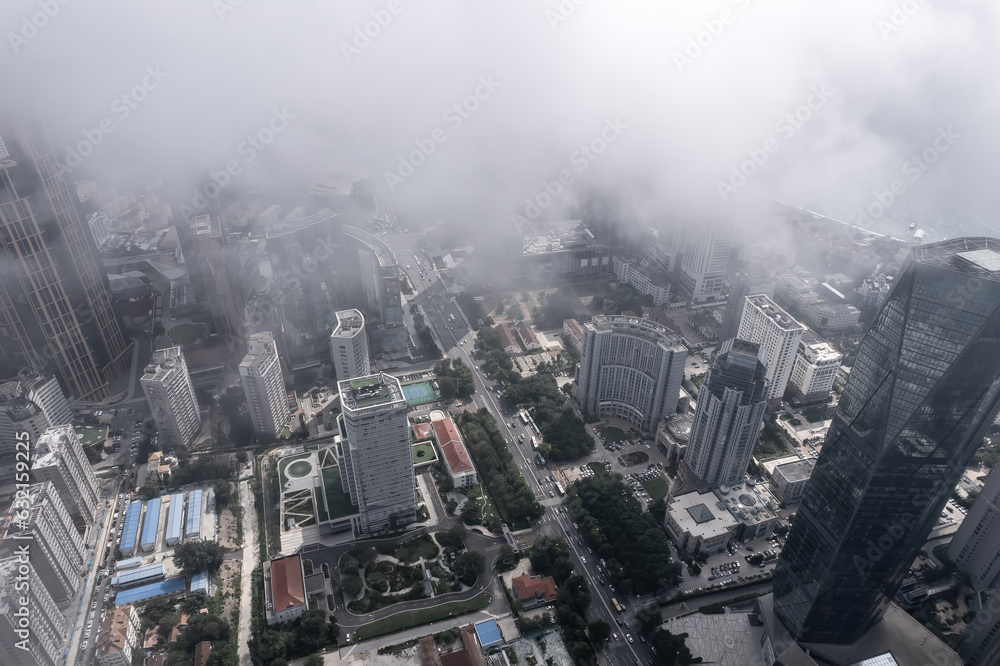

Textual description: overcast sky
[2,0,996,244]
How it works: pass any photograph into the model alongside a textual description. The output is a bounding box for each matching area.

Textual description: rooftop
[588,314,685,346]
[332,309,365,337]
[343,224,398,268]
[96,604,136,658]
[241,332,278,369]
[339,372,404,410]
[190,214,221,239]
[667,489,739,540]
[912,237,1000,279]
[774,459,816,483]
[269,555,306,612]
[265,208,339,239]
[511,574,558,603]
[495,323,518,350]
[520,219,598,255]
[746,294,804,330]
[432,418,475,474]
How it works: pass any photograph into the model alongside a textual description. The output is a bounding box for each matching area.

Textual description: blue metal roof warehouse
[111,563,164,589]
[115,556,143,571]
[141,498,161,552]
[474,619,503,648]
[165,493,185,546]
[114,577,186,605]
[185,489,203,539]
[119,501,143,556]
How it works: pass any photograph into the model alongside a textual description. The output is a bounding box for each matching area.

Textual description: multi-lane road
[388,238,657,666]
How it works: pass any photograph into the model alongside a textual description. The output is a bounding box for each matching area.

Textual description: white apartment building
[948,471,1000,591]
[330,309,371,381]
[32,425,100,524]
[0,371,72,459]
[240,331,290,437]
[0,481,86,608]
[679,226,731,303]
[96,604,141,666]
[613,255,672,306]
[0,556,67,666]
[337,373,417,533]
[733,295,805,407]
[577,315,687,432]
[787,332,843,404]
[140,346,201,449]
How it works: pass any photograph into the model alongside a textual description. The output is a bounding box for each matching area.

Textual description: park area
[642,476,670,501]
[412,443,438,466]
[74,424,108,447]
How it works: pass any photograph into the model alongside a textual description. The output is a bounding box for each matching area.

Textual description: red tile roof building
[562,319,585,355]
[265,555,307,625]
[194,641,212,666]
[413,422,434,441]
[511,574,558,610]
[495,324,520,354]
[431,417,477,488]
[517,323,541,350]
[96,604,141,666]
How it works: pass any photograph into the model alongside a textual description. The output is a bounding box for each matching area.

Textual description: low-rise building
[511,574,558,610]
[663,490,739,555]
[96,604,141,666]
[802,301,860,332]
[431,417,478,488]
[264,555,307,625]
[495,324,520,354]
[613,254,672,306]
[194,641,212,666]
[516,323,541,350]
[786,331,843,405]
[769,459,816,504]
[562,319,585,355]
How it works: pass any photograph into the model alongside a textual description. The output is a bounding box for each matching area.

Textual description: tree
[454,552,485,586]
[588,620,612,648]
[438,376,457,400]
[341,575,363,597]
[236,450,249,464]
[305,656,324,666]
[173,540,227,577]
[650,628,696,665]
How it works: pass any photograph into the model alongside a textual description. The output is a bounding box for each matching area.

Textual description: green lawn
[598,426,628,443]
[288,460,312,477]
[378,534,440,563]
[278,453,311,485]
[754,421,793,461]
[412,443,437,466]
[642,477,670,501]
[352,592,492,641]
[167,323,207,345]
[74,424,108,447]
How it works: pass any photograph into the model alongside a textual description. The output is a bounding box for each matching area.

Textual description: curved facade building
[330,309,370,381]
[577,315,687,432]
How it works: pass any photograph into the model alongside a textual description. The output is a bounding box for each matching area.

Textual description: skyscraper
[718,260,774,345]
[0,481,86,607]
[773,237,1000,645]
[0,125,131,401]
[329,309,370,381]
[140,346,201,449]
[577,315,687,433]
[733,295,804,407]
[679,226,731,303]
[239,331,289,437]
[32,424,100,524]
[0,555,67,666]
[683,340,769,488]
[337,372,416,533]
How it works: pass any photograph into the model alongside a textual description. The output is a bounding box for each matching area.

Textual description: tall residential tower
[140,346,201,449]
[239,331,290,437]
[329,309,370,381]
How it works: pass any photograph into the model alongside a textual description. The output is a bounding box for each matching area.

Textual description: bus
[555,483,565,496]
[519,410,529,425]
[611,598,623,613]
[530,436,537,449]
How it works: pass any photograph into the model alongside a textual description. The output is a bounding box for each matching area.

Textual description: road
[237,478,260,666]
[387,240,656,665]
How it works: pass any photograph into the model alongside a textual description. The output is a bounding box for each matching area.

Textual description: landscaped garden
[641,476,670,501]
[598,426,628,443]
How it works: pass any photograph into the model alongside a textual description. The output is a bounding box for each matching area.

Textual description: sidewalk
[237,478,261,666]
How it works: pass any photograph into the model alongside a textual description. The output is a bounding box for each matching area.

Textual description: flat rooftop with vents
[339,372,404,410]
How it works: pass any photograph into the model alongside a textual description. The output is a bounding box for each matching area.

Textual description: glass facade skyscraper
[774,237,1000,644]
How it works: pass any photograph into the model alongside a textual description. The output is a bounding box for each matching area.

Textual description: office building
[239,332,290,437]
[0,125,131,401]
[948,470,1000,590]
[577,315,687,432]
[338,373,417,533]
[733,295,804,407]
[679,226,730,303]
[186,214,247,357]
[0,555,67,666]
[96,604,141,666]
[32,424,100,524]
[511,218,625,284]
[773,237,1000,645]
[787,331,843,404]
[329,309,370,381]
[683,340,769,488]
[141,346,201,449]
[803,301,861,332]
[718,261,774,345]
[612,254,672,306]
[960,585,1000,665]
[0,481,86,608]
[562,318,585,355]
[343,224,407,357]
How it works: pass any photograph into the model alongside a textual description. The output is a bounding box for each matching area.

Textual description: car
[345,633,351,643]
[613,633,619,641]
[573,522,578,529]
[550,491,554,497]
[624,620,630,629]
[581,557,586,563]
[627,634,634,643]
